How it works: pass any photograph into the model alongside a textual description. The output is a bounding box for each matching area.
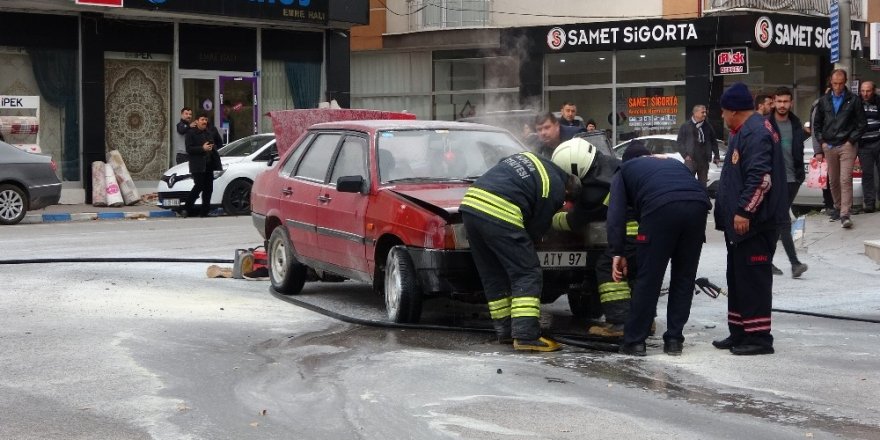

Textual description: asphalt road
[0,216,878,439]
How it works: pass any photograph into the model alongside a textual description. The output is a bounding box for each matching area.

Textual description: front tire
[0,184,27,225]
[268,227,307,295]
[222,179,252,216]
[384,246,423,323]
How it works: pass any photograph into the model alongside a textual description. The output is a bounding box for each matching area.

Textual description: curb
[22,210,177,224]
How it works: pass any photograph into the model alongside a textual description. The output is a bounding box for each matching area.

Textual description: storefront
[0,0,366,202]
[505,12,874,144]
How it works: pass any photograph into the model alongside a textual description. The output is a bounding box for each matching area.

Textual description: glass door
[219,76,258,144]
[182,78,216,124]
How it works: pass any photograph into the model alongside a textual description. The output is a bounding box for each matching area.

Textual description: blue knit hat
[622,140,650,162]
[720,82,754,111]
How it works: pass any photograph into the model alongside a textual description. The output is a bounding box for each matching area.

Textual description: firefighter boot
[493,317,512,345]
[513,336,561,352]
[588,322,624,338]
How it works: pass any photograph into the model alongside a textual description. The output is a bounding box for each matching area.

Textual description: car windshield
[377,129,525,183]
[217,135,274,157]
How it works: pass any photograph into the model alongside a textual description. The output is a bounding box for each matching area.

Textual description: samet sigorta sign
[753,15,862,51]
[546,22,700,50]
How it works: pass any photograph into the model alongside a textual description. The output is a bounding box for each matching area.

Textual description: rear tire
[0,184,27,225]
[222,179,252,216]
[384,246,423,323]
[268,227,307,295]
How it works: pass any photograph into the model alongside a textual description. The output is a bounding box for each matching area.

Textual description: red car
[251,120,605,323]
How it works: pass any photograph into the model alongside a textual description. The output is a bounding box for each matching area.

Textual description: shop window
[546,52,613,86]
[616,47,685,83]
[351,52,432,119]
[729,52,821,123]
[434,91,520,121]
[0,47,79,181]
[547,88,613,133]
[616,85,686,142]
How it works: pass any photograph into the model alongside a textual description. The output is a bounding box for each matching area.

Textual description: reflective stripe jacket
[714,113,789,243]
[460,152,569,240]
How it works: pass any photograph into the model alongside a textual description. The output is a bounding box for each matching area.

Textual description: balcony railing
[703,0,865,21]
[407,0,491,31]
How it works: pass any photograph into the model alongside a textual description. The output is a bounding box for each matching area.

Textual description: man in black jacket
[184,112,223,217]
[460,150,580,352]
[768,87,808,278]
[814,69,866,228]
[677,104,721,187]
[859,81,880,213]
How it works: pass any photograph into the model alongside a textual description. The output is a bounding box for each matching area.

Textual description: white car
[157,134,276,215]
[613,134,726,197]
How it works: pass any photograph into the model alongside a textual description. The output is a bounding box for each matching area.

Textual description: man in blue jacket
[713,82,790,356]
[607,144,711,356]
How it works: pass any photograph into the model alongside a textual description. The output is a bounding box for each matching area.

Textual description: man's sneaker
[771,264,783,276]
[791,263,808,278]
[588,323,624,338]
[864,206,876,213]
[513,336,561,352]
[841,216,853,229]
[829,209,840,221]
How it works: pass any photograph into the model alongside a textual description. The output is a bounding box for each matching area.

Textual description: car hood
[163,156,244,176]
[388,185,468,217]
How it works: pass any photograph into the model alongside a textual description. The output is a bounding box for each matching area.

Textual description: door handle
[317,194,332,203]
[281,187,293,196]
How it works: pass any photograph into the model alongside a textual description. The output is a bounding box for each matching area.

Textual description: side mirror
[336,175,366,194]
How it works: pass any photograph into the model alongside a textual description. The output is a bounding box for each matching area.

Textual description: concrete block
[865,240,880,264]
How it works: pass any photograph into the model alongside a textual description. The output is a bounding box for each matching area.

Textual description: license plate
[537,251,587,268]
[163,198,180,207]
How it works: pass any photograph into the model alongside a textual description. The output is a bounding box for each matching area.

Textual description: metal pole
[835,0,852,76]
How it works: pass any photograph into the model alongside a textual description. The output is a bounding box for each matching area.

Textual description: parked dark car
[0,141,61,225]
[251,120,607,323]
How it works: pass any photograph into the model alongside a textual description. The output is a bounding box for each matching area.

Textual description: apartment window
[408,0,489,30]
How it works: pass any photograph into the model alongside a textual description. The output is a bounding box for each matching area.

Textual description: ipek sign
[713,47,749,76]
[124,0,328,24]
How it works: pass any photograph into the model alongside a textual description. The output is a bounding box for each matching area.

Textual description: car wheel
[384,246,423,323]
[268,227,307,295]
[568,268,602,321]
[222,179,252,216]
[0,184,27,225]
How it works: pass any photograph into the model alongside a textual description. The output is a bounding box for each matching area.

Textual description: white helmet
[551,138,597,179]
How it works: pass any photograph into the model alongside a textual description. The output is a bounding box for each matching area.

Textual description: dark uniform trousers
[624,201,706,345]
[595,221,638,324]
[725,227,777,347]
[462,212,543,340]
[186,172,214,217]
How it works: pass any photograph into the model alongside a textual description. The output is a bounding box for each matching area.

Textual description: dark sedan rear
[0,141,61,224]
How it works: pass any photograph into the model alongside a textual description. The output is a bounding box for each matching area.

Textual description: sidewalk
[21,194,178,224]
[800,208,880,267]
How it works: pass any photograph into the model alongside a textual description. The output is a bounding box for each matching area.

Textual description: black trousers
[623,200,707,345]
[858,138,880,208]
[777,182,802,265]
[186,171,214,217]
[725,228,777,347]
[462,212,543,340]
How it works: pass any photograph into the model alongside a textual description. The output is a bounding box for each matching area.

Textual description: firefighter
[460,151,582,352]
[713,82,789,355]
[608,143,712,356]
[549,138,635,338]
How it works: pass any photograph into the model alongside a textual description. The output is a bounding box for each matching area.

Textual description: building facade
[351,0,879,144]
[0,0,368,202]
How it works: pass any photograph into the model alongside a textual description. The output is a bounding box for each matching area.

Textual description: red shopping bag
[806,157,827,189]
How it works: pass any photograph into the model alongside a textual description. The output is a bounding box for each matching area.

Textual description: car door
[281,132,343,262]
[316,134,370,275]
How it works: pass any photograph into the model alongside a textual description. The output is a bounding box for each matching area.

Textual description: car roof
[308,119,507,132]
